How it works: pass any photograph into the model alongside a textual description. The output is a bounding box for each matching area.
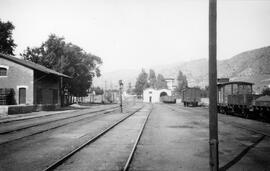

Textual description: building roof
[0,53,70,78]
[255,95,270,102]
[217,81,253,87]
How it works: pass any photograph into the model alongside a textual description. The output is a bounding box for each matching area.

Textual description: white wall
[143,88,171,103]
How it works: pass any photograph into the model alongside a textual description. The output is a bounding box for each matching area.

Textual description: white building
[165,78,177,91]
[143,88,172,103]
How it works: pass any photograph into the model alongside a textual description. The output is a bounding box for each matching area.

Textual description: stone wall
[0,58,34,105]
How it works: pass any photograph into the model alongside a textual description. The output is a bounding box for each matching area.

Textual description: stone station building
[0,53,70,107]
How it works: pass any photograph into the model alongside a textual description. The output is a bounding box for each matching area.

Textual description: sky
[0,0,270,73]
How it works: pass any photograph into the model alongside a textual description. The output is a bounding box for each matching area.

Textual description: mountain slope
[94,46,270,93]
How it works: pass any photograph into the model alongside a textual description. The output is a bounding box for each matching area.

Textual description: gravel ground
[54,104,152,171]
[129,104,270,171]
[1,103,269,171]
[0,104,142,171]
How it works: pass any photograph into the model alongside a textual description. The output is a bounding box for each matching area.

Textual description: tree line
[0,19,102,98]
[134,69,188,96]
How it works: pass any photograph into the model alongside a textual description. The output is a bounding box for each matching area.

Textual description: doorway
[19,88,26,104]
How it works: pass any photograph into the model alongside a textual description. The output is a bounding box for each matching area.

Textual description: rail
[43,105,145,171]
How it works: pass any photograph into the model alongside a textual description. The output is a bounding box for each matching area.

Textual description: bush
[262,87,270,96]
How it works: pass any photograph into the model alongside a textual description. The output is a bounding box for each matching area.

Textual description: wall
[0,58,34,105]
[34,71,60,105]
[143,88,172,103]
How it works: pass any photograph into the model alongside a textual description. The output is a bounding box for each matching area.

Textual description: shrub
[262,87,270,96]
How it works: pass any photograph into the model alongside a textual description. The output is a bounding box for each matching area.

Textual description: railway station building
[0,53,70,107]
[143,88,171,103]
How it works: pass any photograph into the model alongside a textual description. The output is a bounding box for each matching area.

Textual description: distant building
[217,78,230,84]
[0,53,70,106]
[143,88,171,103]
[164,78,177,91]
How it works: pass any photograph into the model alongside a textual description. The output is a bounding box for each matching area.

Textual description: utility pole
[119,80,123,113]
[209,0,219,170]
[60,55,64,107]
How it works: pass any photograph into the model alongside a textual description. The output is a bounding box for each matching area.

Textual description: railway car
[182,87,201,107]
[217,81,270,120]
[160,95,176,103]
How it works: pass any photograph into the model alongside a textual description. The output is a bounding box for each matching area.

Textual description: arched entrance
[160,91,168,102]
[160,92,168,97]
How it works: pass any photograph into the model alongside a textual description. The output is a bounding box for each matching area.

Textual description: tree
[148,69,157,88]
[201,86,209,97]
[262,87,270,96]
[176,70,188,92]
[156,74,168,89]
[21,34,102,97]
[127,82,134,95]
[135,69,149,95]
[0,20,16,55]
[92,87,104,95]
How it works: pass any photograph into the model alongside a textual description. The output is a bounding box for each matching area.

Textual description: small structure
[143,88,171,103]
[164,78,177,91]
[0,53,70,107]
[217,78,230,84]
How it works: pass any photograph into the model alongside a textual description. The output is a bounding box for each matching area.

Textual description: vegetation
[92,87,104,95]
[201,86,209,97]
[176,70,188,92]
[134,69,168,95]
[156,74,168,89]
[262,87,270,96]
[148,69,157,88]
[0,19,16,55]
[21,34,102,97]
[135,69,149,95]
[127,82,135,95]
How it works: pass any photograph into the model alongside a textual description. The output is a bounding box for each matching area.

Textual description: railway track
[0,106,119,134]
[43,104,152,171]
[0,106,124,145]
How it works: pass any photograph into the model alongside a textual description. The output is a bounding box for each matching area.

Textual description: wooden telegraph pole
[60,55,64,107]
[209,0,219,170]
[119,80,123,113]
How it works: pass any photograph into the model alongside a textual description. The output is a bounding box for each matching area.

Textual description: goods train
[160,95,176,103]
[217,81,270,120]
[182,87,202,107]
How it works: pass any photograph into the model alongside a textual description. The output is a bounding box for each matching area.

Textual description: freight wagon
[182,87,201,107]
[160,95,176,103]
[217,81,270,120]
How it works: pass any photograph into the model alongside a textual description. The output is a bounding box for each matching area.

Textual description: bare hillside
[95,46,270,93]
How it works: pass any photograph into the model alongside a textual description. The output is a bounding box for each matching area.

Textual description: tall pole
[60,55,64,107]
[209,0,218,170]
[119,80,123,113]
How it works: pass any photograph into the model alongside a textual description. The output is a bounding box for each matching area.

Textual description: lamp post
[119,80,123,113]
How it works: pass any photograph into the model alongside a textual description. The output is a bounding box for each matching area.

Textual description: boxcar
[217,81,253,116]
[217,80,270,120]
[161,95,176,103]
[182,87,201,107]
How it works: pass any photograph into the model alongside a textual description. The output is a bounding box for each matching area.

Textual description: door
[19,88,26,104]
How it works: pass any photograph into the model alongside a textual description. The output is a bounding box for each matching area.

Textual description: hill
[94,46,270,93]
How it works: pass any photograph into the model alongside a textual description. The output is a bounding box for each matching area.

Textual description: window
[0,67,7,76]
[0,89,7,105]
